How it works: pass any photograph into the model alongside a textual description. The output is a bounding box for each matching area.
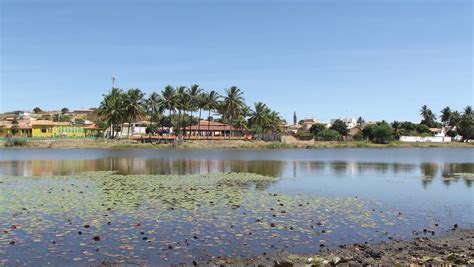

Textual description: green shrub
[330,120,349,136]
[352,131,364,141]
[309,123,326,136]
[5,139,27,147]
[296,131,314,141]
[372,123,393,144]
[315,129,341,141]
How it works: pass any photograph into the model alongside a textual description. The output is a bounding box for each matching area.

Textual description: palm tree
[391,121,402,138]
[204,91,221,139]
[464,106,473,117]
[187,84,203,139]
[420,105,436,127]
[449,111,461,127]
[196,92,208,137]
[249,102,269,134]
[124,88,146,138]
[98,88,124,138]
[175,86,189,140]
[223,86,245,138]
[357,117,365,127]
[161,85,176,134]
[146,92,163,134]
[266,111,282,133]
[233,116,248,137]
[440,106,451,126]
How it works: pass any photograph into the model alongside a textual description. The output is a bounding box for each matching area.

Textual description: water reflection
[0,158,472,187]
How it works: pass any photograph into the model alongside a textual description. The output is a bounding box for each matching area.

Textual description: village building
[400,127,452,143]
[330,118,357,129]
[183,120,245,138]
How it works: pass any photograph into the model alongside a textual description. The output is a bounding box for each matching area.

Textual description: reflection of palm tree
[421,163,437,177]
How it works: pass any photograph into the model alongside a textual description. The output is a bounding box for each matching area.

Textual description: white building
[400,136,452,143]
[301,117,320,130]
[330,118,357,129]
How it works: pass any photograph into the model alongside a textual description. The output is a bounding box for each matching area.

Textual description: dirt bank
[214,229,474,266]
[1,138,473,149]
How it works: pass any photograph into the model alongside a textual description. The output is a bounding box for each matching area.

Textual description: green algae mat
[0,172,422,265]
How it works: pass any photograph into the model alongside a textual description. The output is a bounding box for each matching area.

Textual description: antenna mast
[112,75,116,89]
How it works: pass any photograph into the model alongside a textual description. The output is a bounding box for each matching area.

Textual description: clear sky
[1,0,472,123]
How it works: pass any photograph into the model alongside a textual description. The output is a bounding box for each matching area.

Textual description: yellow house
[31,120,86,138]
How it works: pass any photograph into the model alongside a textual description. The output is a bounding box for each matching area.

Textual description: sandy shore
[1,138,473,149]
[213,228,474,266]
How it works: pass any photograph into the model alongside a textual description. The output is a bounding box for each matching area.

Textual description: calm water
[0,148,473,265]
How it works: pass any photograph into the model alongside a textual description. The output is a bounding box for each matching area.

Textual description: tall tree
[249,102,269,134]
[293,112,297,125]
[420,105,437,127]
[124,88,146,138]
[223,86,245,138]
[204,91,221,139]
[145,92,163,134]
[187,84,203,139]
[449,110,461,128]
[440,106,451,126]
[98,88,124,138]
[33,107,42,114]
[265,111,282,133]
[391,121,402,138]
[330,119,349,136]
[458,106,474,141]
[175,86,189,140]
[196,92,208,137]
[161,85,176,133]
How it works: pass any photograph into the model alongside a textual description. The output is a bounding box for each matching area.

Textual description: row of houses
[0,119,247,139]
[0,120,102,138]
[286,117,364,134]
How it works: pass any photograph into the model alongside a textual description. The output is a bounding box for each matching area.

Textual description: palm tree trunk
[149,111,153,135]
[183,111,187,140]
[188,111,193,140]
[127,118,132,139]
[197,108,202,138]
[166,109,171,136]
[229,116,233,139]
[207,110,211,140]
[177,110,181,140]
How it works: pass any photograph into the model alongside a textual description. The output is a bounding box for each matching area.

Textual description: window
[41,128,47,133]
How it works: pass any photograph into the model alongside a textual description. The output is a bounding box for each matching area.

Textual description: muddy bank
[217,229,474,266]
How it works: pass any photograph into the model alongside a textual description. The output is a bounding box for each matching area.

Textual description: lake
[0,148,473,265]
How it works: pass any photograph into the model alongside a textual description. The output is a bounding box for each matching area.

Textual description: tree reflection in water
[1,157,472,188]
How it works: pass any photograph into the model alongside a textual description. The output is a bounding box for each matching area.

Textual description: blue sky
[1,0,472,123]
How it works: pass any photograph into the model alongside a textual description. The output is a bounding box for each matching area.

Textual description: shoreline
[1,138,473,150]
[214,228,474,266]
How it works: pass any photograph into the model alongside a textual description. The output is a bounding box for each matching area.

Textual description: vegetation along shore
[1,85,473,148]
[1,138,473,149]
